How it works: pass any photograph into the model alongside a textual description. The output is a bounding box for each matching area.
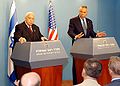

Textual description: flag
[48,1,58,40]
[8,0,18,84]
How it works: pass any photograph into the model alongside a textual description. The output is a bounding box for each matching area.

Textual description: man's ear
[108,68,113,75]
[82,68,86,77]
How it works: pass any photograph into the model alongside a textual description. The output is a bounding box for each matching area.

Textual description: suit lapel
[23,22,32,34]
[76,16,83,30]
[76,16,87,37]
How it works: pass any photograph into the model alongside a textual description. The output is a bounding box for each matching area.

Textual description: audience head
[108,56,120,78]
[79,5,88,19]
[82,58,102,79]
[19,72,41,86]
[25,12,35,26]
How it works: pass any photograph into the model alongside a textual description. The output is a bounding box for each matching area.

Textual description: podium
[71,37,120,86]
[11,40,68,86]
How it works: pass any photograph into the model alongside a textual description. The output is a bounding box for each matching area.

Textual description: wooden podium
[11,40,68,86]
[71,37,120,86]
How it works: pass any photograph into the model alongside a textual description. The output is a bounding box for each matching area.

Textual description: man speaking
[67,6,106,85]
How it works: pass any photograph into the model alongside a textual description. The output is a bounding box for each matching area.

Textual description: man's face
[79,8,88,19]
[25,14,34,26]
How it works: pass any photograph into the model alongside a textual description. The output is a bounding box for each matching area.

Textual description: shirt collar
[80,18,85,21]
[25,21,31,28]
[112,78,120,81]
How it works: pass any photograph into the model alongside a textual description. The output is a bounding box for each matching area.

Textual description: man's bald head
[19,72,41,86]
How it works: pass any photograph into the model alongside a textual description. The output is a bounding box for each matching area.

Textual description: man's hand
[14,80,20,86]
[19,37,26,44]
[41,37,48,41]
[75,32,84,39]
[96,32,107,37]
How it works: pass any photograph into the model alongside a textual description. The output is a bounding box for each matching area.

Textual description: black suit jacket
[68,16,96,43]
[14,22,44,44]
[108,79,120,86]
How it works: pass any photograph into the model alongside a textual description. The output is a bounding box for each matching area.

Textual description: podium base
[15,65,62,86]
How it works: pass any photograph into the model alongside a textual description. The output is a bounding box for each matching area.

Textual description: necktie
[82,19,87,36]
[29,26,33,32]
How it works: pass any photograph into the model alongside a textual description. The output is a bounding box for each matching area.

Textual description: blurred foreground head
[108,56,120,77]
[19,72,41,86]
[82,59,102,79]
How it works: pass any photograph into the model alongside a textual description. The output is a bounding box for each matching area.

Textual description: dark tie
[29,26,33,32]
[82,19,87,36]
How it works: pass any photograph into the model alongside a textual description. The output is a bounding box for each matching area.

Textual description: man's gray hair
[25,12,35,18]
[108,56,120,75]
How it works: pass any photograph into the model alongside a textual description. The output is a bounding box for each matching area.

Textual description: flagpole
[48,0,58,40]
[49,0,52,4]
[49,0,52,2]
[8,0,18,85]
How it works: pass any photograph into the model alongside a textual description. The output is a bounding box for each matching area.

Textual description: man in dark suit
[13,12,47,83]
[14,12,47,45]
[67,6,106,85]
[108,56,120,86]
[68,6,106,44]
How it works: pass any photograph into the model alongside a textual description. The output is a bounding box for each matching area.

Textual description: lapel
[76,16,87,35]
[32,25,35,32]
[23,22,33,34]
[76,16,83,30]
